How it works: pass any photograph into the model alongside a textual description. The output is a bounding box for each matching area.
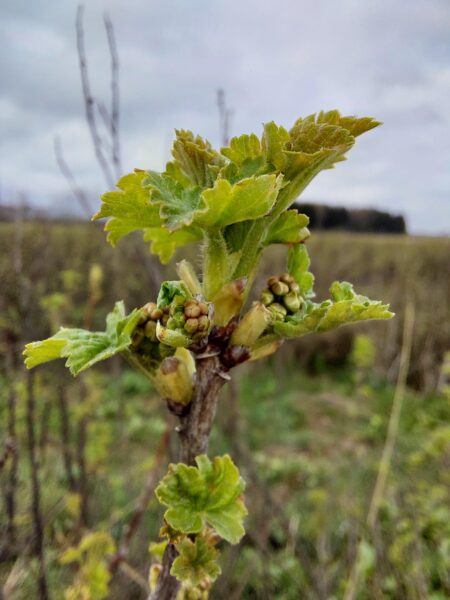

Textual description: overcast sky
[1,0,450,234]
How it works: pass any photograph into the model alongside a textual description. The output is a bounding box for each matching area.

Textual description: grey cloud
[1,0,449,233]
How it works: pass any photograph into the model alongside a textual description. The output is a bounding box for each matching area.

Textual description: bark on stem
[149,354,227,600]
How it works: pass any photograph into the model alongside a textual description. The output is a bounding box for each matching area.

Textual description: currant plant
[23,110,393,599]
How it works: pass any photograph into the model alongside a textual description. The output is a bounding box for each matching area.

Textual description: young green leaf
[195,174,283,229]
[287,244,315,297]
[23,302,141,376]
[274,282,393,338]
[93,171,160,244]
[171,536,221,586]
[171,129,225,188]
[155,455,247,544]
[264,210,310,245]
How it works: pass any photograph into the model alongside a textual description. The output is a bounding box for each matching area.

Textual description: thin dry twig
[54,136,94,217]
[103,11,122,177]
[76,4,115,188]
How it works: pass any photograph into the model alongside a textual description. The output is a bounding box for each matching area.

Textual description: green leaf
[93,171,160,244]
[315,110,381,136]
[287,244,315,297]
[23,302,141,376]
[221,133,262,165]
[274,283,393,338]
[195,174,282,229]
[262,121,290,170]
[171,129,225,188]
[156,454,247,544]
[143,225,202,264]
[144,171,202,231]
[171,536,221,586]
[156,281,191,309]
[264,210,310,244]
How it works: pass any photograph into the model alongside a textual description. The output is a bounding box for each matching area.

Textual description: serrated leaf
[143,225,202,264]
[221,133,262,165]
[171,536,221,586]
[264,210,310,245]
[287,244,315,297]
[93,171,160,244]
[156,281,191,309]
[144,171,202,231]
[316,110,381,136]
[262,121,290,170]
[171,129,225,188]
[23,302,141,376]
[195,174,282,229]
[156,455,247,544]
[274,282,393,338]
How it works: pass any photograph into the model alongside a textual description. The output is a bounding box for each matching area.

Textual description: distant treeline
[0,202,406,234]
[296,203,406,233]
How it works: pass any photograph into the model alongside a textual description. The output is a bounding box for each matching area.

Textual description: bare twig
[217,89,233,146]
[103,12,122,177]
[54,136,94,217]
[76,4,115,188]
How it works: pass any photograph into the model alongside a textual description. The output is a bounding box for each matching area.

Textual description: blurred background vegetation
[0,221,449,599]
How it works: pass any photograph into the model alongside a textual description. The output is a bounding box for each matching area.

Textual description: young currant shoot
[24,110,393,598]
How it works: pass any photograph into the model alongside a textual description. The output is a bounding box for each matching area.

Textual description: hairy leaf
[93,171,160,244]
[262,121,290,170]
[143,226,202,264]
[264,210,310,245]
[144,171,201,231]
[156,454,247,544]
[195,174,282,229]
[171,129,225,188]
[171,536,221,585]
[287,244,315,297]
[23,302,141,375]
[221,133,262,165]
[274,282,393,338]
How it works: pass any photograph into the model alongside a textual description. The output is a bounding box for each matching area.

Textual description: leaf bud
[283,291,301,313]
[271,281,290,296]
[184,318,199,334]
[231,302,272,347]
[260,289,275,306]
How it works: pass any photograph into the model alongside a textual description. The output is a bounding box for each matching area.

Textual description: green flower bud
[280,273,294,284]
[268,302,287,321]
[283,291,301,313]
[198,302,209,316]
[144,320,158,341]
[197,315,209,332]
[184,318,199,334]
[267,276,279,287]
[260,289,275,306]
[271,281,290,296]
[150,308,163,321]
[289,281,300,293]
[131,328,145,347]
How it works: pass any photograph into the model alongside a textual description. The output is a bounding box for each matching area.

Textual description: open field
[0,222,449,598]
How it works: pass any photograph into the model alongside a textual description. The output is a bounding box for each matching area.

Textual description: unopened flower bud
[289,281,300,293]
[143,302,157,316]
[198,302,209,315]
[267,276,279,287]
[161,314,170,326]
[283,291,301,313]
[271,281,290,296]
[184,302,201,319]
[268,302,287,321]
[260,289,274,306]
[150,308,163,321]
[184,318,199,334]
[280,273,294,284]
[131,329,145,347]
[197,315,209,332]
[144,320,157,341]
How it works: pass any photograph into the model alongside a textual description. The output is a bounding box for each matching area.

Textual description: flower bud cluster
[260,273,303,321]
